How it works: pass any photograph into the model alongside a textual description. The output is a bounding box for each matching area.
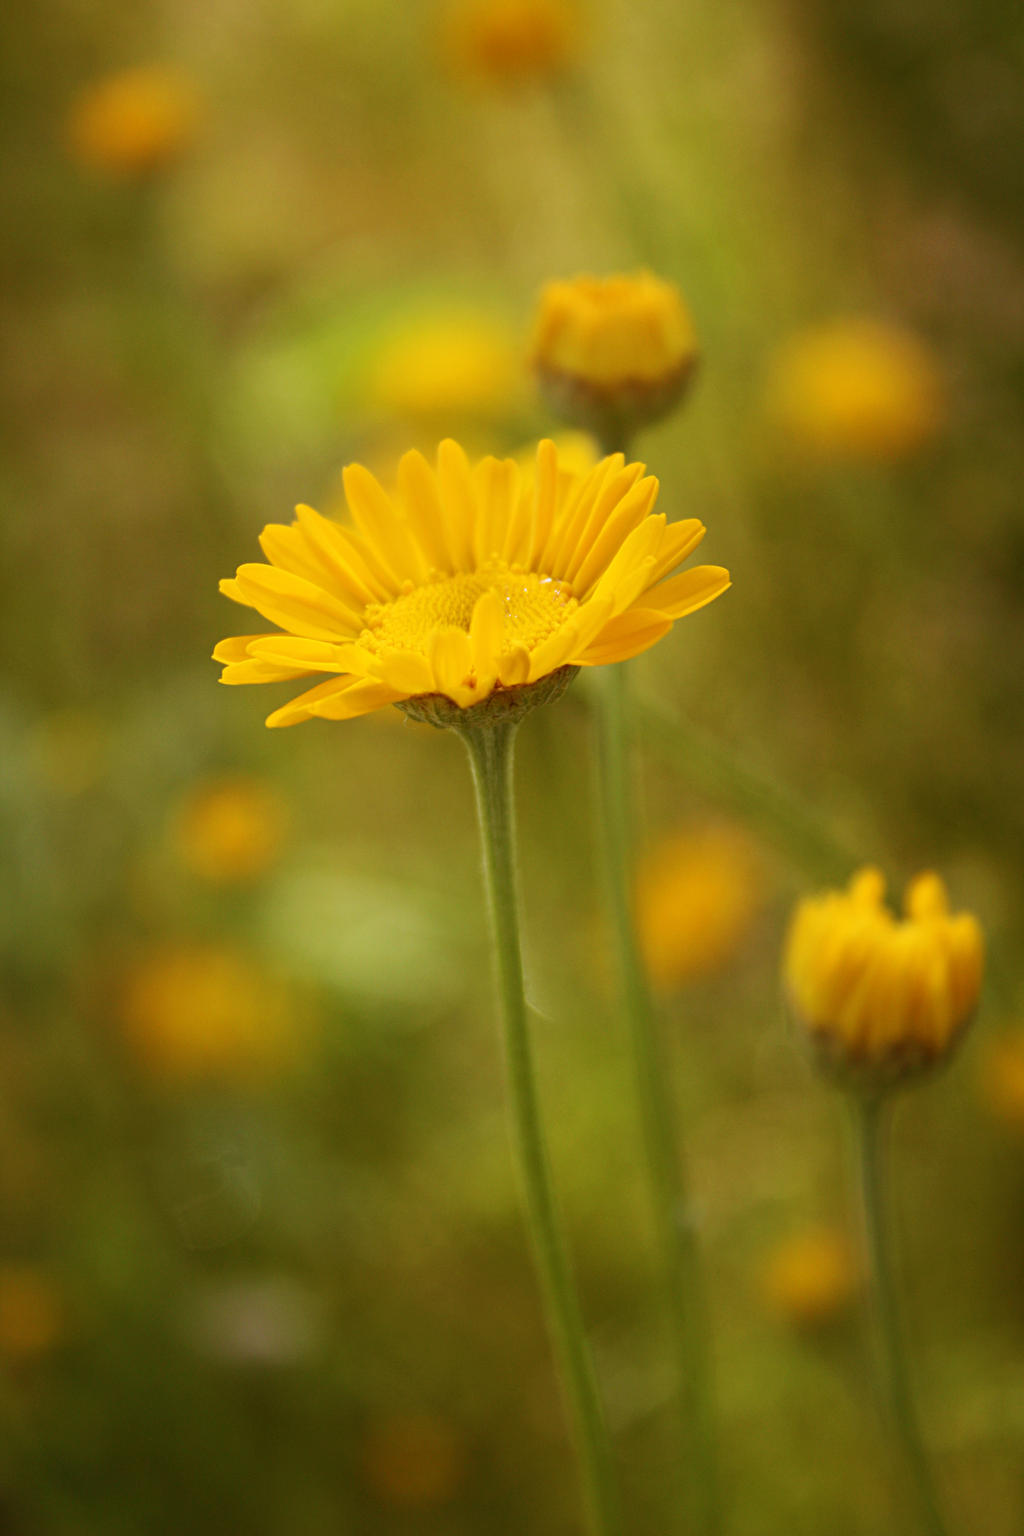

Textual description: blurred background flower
[66,65,200,179]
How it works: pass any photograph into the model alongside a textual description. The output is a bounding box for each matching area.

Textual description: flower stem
[593,662,721,1536]
[853,1097,952,1536]
[457,719,622,1536]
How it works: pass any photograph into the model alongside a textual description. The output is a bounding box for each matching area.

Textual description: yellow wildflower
[174,776,289,884]
[531,271,698,443]
[67,65,200,179]
[784,868,984,1090]
[362,1413,467,1509]
[214,438,729,729]
[637,824,762,992]
[978,1032,1024,1134]
[761,1228,858,1329]
[444,0,579,86]
[0,1267,64,1359]
[366,310,523,428]
[766,319,944,462]
[119,945,307,1083]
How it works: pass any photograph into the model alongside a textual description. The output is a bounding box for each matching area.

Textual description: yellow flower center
[362,561,577,656]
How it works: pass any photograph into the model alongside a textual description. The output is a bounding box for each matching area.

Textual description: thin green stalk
[593,662,721,1536]
[457,719,622,1536]
[853,1097,951,1536]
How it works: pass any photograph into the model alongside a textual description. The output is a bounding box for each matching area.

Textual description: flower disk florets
[214,439,729,729]
[783,867,984,1093]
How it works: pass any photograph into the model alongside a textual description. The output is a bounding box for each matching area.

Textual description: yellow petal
[497,645,531,686]
[428,626,474,701]
[643,564,731,619]
[373,648,435,695]
[212,634,277,663]
[397,450,451,574]
[246,636,375,675]
[343,464,422,584]
[436,439,477,570]
[469,588,505,671]
[309,678,408,721]
[265,675,366,728]
[575,608,672,666]
[232,564,363,640]
[646,517,706,584]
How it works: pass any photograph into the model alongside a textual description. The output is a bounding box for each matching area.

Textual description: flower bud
[783,867,983,1092]
[531,271,698,446]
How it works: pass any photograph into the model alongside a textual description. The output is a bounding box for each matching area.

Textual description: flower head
[174,776,289,884]
[443,0,579,86]
[214,438,729,729]
[760,1228,858,1330]
[637,823,762,992]
[766,319,944,463]
[783,867,983,1091]
[531,272,698,443]
[67,65,200,179]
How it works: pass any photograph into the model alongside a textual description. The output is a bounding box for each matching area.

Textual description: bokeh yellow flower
[766,319,945,462]
[214,438,729,727]
[443,0,579,86]
[119,945,307,1084]
[532,271,698,443]
[174,776,289,884]
[760,1228,858,1329]
[784,868,984,1089]
[0,1267,64,1359]
[366,310,523,429]
[66,65,200,179]
[636,823,763,992]
[977,1032,1024,1134]
[361,1413,467,1509]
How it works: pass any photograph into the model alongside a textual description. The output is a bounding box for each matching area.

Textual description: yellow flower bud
[443,0,579,87]
[760,1228,858,1330]
[783,867,984,1091]
[67,65,200,179]
[531,271,698,445]
[766,319,945,463]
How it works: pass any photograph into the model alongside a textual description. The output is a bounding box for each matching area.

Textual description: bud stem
[592,659,722,1536]
[853,1096,952,1536]
[456,718,622,1536]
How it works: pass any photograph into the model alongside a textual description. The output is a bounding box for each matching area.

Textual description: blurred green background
[2,0,1024,1531]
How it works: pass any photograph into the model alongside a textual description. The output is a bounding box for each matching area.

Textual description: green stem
[593,663,721,1536]
[853,1097,951,1536]
[457,719,622,1536]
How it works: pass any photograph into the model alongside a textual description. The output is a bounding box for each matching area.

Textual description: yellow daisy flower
[214,438,730,729]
